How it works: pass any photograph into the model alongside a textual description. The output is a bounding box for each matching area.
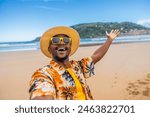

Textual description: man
[29,26,120,100]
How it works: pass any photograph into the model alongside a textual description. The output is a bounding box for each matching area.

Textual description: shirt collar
[50,59,64,69]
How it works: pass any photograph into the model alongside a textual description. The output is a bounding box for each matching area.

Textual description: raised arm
[91,29,120,64]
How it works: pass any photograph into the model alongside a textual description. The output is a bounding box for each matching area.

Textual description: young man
[29,26,120,100]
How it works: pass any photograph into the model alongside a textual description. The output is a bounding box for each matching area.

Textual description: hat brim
[40,26,80,58]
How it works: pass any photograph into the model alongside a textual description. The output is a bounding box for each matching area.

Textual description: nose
[60,39,65,44]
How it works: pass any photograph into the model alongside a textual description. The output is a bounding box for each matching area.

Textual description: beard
[54,55,69,62]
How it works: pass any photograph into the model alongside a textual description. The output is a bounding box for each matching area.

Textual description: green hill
[71,22,150,38]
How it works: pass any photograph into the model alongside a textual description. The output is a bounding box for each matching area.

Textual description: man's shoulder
[71,57,93,63]
[32,65,53,80]
[33,65,51,74]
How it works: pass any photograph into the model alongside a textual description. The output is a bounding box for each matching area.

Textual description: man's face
[48,34,71,62]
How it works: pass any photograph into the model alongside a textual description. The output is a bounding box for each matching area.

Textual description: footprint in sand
[147,74,150,78]
[144,79,150,82]
[111,74,118,87]
[142,86,150,96]
[126,83,140,95]
[137,80,149,85]
[126,73,150,99]
[114,73,118,83]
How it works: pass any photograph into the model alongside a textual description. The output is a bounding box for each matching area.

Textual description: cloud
[137,19,150,28]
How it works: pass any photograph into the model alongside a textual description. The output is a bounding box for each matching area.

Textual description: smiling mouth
[56,47,67,51]
[54,47,69,59]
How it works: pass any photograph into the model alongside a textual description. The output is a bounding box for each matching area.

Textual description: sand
[0,42,150,100]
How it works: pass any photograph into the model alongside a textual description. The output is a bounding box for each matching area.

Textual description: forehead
[53,34,69,37]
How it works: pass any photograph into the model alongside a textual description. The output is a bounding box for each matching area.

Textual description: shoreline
[80,40,150,47]
[0,41,150,53]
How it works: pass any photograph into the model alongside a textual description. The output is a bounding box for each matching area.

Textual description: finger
[115,30,120,35]
[105,31,108,35]
[110,29,114,34]
[114,29,118,32]
[114,29,120,35]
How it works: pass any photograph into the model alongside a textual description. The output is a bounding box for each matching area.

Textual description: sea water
[0,35,150,52]
[80,35,150,45]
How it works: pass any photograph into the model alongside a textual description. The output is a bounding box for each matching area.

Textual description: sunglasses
[50,37,71,45]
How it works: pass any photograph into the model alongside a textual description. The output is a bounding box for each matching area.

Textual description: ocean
[0,35,150,52]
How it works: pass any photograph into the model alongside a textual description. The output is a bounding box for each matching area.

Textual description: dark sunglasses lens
[52,37,60,44]
[63,38,70,44]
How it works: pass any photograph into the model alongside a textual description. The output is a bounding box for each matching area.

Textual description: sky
[0,0,150,42]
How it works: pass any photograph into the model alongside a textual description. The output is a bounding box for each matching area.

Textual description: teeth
[58,48,65,51]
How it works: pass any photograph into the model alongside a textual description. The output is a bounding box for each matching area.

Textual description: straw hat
[40,26,80,58]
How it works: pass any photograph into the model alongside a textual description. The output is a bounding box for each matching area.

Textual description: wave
[0,35,150,52]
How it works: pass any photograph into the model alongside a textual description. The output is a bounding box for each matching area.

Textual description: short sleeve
[29,68,56,99]
[79,57,95,79]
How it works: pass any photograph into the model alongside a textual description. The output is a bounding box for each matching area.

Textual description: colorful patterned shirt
[29,57,95,100]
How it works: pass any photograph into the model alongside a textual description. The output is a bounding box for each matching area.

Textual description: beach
[0,42,150,100]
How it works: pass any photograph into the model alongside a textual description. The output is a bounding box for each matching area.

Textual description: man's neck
[54,58,71,68]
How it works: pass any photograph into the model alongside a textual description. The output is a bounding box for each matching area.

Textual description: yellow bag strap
[66,68,86,100]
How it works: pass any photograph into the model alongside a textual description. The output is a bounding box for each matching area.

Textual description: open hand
[106,29,120,40]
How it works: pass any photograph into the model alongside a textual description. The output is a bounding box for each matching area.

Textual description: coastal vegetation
[71,22,150,38]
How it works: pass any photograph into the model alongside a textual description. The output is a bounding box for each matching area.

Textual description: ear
[48,45,51,53]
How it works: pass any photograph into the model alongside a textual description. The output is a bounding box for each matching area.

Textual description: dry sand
[0,42,150,100]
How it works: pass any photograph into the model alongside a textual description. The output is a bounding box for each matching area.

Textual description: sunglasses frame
[50,37,71,45]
